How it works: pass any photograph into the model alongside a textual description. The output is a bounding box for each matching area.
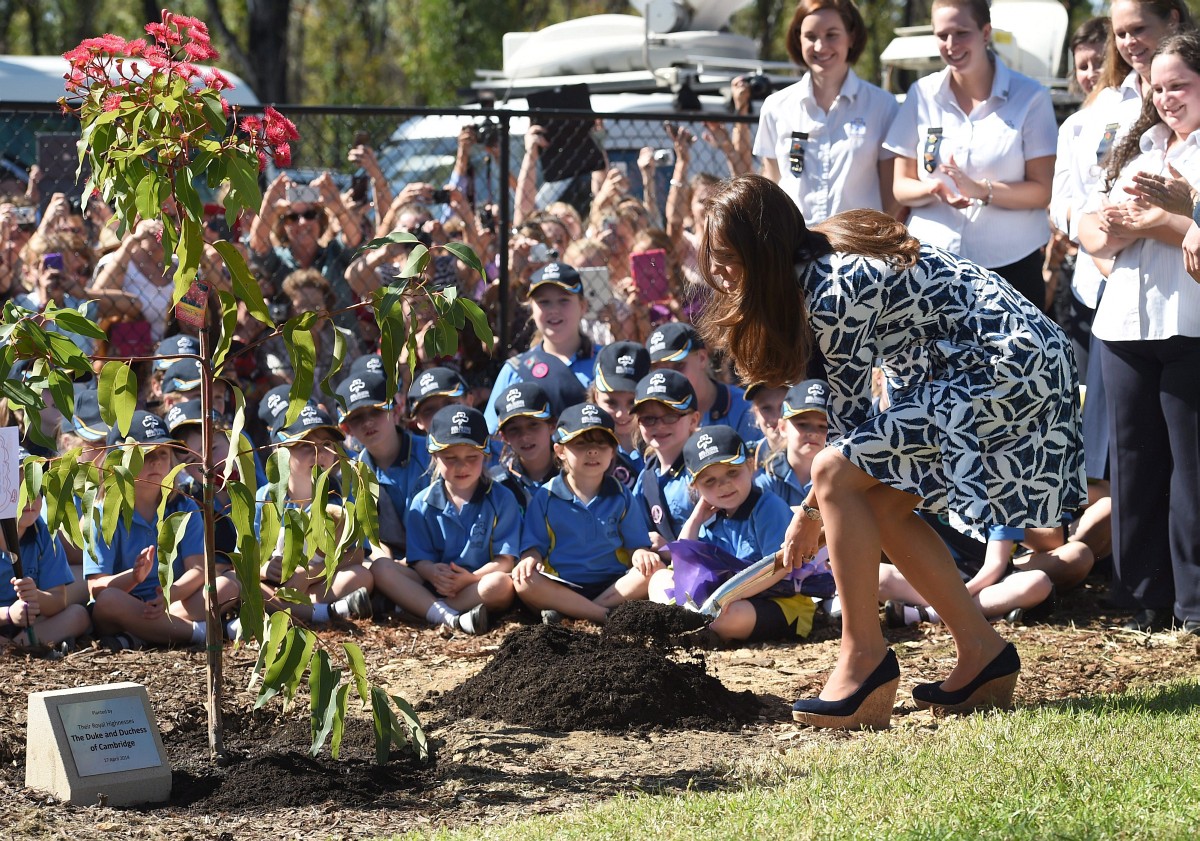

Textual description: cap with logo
[335,371,392,422]
[594,341,650,393]
[527,261,583,297]
[633,369,697,413]
[494,381,553,427]
[164,400,226,437]
[781,379,830,420]
[161,358,204,395]
[684,426,749,479]
[348,353,385,379]
[257,384,293,429]
[106,410,174,448]
[553,402,618,445]
[427,405,489,452]
[646,321,704,364]
[407,366,468,413]
[154,334,201,372]
[275,404,345,444]
[70,383,109,443]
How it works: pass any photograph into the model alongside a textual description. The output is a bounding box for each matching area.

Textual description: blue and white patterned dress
[799,243,1086,536]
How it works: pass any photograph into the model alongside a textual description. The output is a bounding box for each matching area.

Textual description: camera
[68,196,83,215]
[471,119,501,148]
[477,207,496,232]
[529,242,558,263]
[653,148,674,166]
[268,299,291,324]
[430,188,451,204]
[745,74,772,101]
[12,205,37,226]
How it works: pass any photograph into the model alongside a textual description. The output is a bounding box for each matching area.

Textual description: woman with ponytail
[699,174,1085,729]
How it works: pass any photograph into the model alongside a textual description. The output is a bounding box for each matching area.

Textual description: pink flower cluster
[240,107,300,169]
[61,9,298,171]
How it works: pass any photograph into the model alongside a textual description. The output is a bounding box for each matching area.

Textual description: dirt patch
[437,624,759,731]
[603,600,711,641]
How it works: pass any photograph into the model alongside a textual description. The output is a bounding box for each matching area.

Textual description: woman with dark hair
[1077,32,1200,634]
[699,174,1085,729]
[885,0,1058,308]
[753,0,901,222]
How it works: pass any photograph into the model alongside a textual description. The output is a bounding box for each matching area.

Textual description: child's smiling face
[693,461,754,513]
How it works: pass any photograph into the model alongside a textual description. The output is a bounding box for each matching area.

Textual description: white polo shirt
[753,69,899,223]
[1050,73,1141,308]
[883,57,1058,268]
[1086,123,1200,341]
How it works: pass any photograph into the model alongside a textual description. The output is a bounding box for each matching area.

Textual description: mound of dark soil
[438,625,759,732]
[603,601,710,640]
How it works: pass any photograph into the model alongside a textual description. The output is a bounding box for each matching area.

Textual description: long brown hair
[1104,31,1200,191]
[698,174,919,386]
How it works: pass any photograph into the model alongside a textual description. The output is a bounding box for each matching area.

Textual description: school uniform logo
[418,372,436,390]
[504,389,526,411]
[806,382,826,402]
[648,331,667,353]
[647,372,667,394]
[541,263,561,279]
[142,413,168,438]
[696,433,718,461]
[580,404,601,425]
[267,392,286,417]
[616,354,636,375]
[348,378,369,401]
[469,521,487,547]
[846,118,866,137]
[450,411,471,434]
[166,406,184,427]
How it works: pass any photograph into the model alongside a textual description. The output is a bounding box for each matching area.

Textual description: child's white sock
[224,617,241,640]
[189,621,207,645]
[905,605,941,624]
[425,601,459,627]
[311,603,331,625]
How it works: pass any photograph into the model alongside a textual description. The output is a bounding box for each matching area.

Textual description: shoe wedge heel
[912,642,1021,713]
[792,675,899,730]
[913,670,1018,713]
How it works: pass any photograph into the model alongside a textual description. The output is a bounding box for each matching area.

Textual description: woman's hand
[937,154,987,203]
[782,508,822,570]
[1125,164,1198,217]
[1184,222,1200,283]
[928,179,971,209]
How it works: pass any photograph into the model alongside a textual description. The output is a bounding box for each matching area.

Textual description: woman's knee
[811,449,873,496]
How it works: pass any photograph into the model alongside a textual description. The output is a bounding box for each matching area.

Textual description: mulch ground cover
[1,577,1199,839]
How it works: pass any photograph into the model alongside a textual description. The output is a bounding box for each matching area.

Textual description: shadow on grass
[1042,679,1200,717]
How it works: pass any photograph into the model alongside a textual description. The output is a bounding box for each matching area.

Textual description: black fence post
[497,112,512,357]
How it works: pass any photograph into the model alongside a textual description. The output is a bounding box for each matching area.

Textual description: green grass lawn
[392,680,1200,841]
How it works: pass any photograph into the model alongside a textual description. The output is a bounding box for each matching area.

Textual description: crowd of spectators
[3,0,1198,652]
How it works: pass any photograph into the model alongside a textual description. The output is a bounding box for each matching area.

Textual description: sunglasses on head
[283,208,321,223]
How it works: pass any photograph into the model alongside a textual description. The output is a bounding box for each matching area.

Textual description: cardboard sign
[0,426,20,520]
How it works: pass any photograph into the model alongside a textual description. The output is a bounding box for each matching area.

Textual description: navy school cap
[494,381,553,427]
[427,405,489,452]
[646,321,703,363]
[553,402,618,445]
[527,261,582,297]
[594,341,650,394]
[633,369,696,413]
[407,366,467,413]
[106,410,173,448]
[164,400,226,437]
[275,404,345,444]
[70,383,109,443]
[348,353,385,378]
[684,426,749,479]
[161,358,204,394]
[258,384,292,428]
[154,334,201,372]
[781,379,830,420]
[335,372,392,422]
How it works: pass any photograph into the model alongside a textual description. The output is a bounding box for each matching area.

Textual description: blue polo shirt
[704,380,761,445]
[699,487,791,562]
[521,474,652,585]
[84,495,205,602]
[356,429,431,516]
[754,457,811,508]
[632,452,694,541]
[1,516,73,607]
[484,343,599,432]
[406,477,522,572]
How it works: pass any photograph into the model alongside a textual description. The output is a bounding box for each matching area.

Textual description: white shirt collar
[799,68,863,107]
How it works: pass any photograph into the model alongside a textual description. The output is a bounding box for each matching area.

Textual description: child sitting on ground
[649,427,816,643]
[1,448,91,649]
[881,518,1057,627]
[590,340,650,487]
[491,381,558,508]
[514,403,664,624]
[398,405,521,635]
[755,380,830,507]
[87,411,241,649]
[254,405,374,626]
[744,382,789,468]
[630,370,700,552]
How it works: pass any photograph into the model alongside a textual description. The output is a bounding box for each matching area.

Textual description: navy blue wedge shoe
[912,642,1020,713]
[791,649,900,730]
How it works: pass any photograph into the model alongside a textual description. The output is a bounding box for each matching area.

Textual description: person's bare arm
[515,125,548,225]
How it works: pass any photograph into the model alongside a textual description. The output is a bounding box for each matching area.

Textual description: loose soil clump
[603,600,710,641]
[438,624,759,732]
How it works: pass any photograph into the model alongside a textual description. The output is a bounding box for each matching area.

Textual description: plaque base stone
[25,682,172,807]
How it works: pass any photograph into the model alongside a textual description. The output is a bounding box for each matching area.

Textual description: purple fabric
[664,539,835,604]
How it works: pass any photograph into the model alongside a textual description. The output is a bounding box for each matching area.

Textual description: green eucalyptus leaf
[343,642,371,708]
[214,240,272,327]
[156,510,193,597]
[458,298,495,350]
[440,241,485,278]
[309,650,341,758]
[97,361,137,435]
[329,683,350,760]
